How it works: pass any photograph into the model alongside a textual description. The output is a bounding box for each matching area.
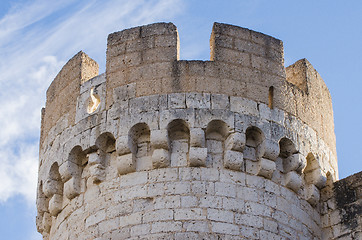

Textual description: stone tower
[36,23,361,239]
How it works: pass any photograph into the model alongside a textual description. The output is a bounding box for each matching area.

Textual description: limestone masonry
[36,22,361,239]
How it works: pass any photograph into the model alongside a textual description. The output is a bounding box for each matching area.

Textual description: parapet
[286,59,335,156]
[41,22,335,156]
[40,51,98,148]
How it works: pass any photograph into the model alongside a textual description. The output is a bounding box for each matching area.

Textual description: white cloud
[0,0,75,41]
[0,0,184,205]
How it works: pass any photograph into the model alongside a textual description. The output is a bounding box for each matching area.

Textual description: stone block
[59,161,79,182]
[59,160,80,182]
[174,208,205,220]
[130,224,151,237]
[262,139,279,161]
[119,171,148,188]
[129,111,159,132]
[285,171,303,192]
[136,156,153,171]
[154,195,181,209]
[86,209,106,228]
[43,179,62,197]
[49,194,63,216]
[200,196,223,208]
[225,132,245,151]
[211,222,239,235]
[186,93,210,109]
[305,184,320,206]
[116,136,131,156]
[224,150,243,171]
[191,181,214,195]
[211,94,229,109]
[88,152,103,166]
[200,168,219,181]
[251,55,285,77]
[194,109,234,129]
[113,83,136,102]
[245,159,259,175]
[180,196,198,208]
[183,221,209,233]
[215,48,251,66]
[215,182,236,197]
[223,197,245,212]
[190,128,205,147]
[129,95,159,114]
[151,221,183,233]
[148,168,178,183]
[168,93,186,109]
[165,182,191,195]
[189,147,207,167]
[150,129,169,149]
[243,146,256,161]
[230,96,259,116]
[117,153,136,175]
[208,208,234,223]
[64,177,81,199]
[152,148,170,168]
[99,218,120,234]
[258,158,276,179]
[206,139,223,154]
[245,201,272,217]
[160,108,195,129]
[89,163,106,183]
[307,168,327,189]
[36,214,43,233]
[143,209,174,223]
[170,147,189,167]
[37,197,49,214]
[235,213,263,228]
[284,153,306,173]
[42,212,52,233]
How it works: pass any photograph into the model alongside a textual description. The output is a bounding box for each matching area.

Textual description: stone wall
[322,172,362,239]
[40,51,99,149]
[37,85,336,239]
[37,22,343,240]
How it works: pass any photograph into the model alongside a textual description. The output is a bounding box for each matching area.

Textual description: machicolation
[36,22,361,239]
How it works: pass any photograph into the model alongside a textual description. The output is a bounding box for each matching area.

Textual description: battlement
[37,22,341,240]
[41,22,335,156]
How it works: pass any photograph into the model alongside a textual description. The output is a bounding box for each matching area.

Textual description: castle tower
[36,22,358,239]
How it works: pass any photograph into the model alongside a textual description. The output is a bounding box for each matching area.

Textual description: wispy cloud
[0,0,184,205]
[0,0,75,41]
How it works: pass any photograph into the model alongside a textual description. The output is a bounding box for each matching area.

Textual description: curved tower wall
[37,22,338,239]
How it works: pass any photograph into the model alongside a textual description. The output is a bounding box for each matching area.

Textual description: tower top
[37,22,343,240]
[42,22,336,156]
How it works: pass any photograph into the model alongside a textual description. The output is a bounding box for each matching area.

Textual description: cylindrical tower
[36,22,338,239]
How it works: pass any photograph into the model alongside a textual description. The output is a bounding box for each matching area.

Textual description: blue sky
[0,0,361,239]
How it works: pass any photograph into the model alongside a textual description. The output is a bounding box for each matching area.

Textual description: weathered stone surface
[116,136,131,155]
[37,22,347,240]
[150,129,169,149]
[258,158,276,179]
[190,128,206,148]
[49,194,63,216]
[225,132,245,152]
[64,177,81,199]
[152,148,170,168]
[305,184,320,206]
[285,171,303,192]
[189,147,207,167]
[224,150,243,171]
[117,153,136,175]
[283,153,306,173]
